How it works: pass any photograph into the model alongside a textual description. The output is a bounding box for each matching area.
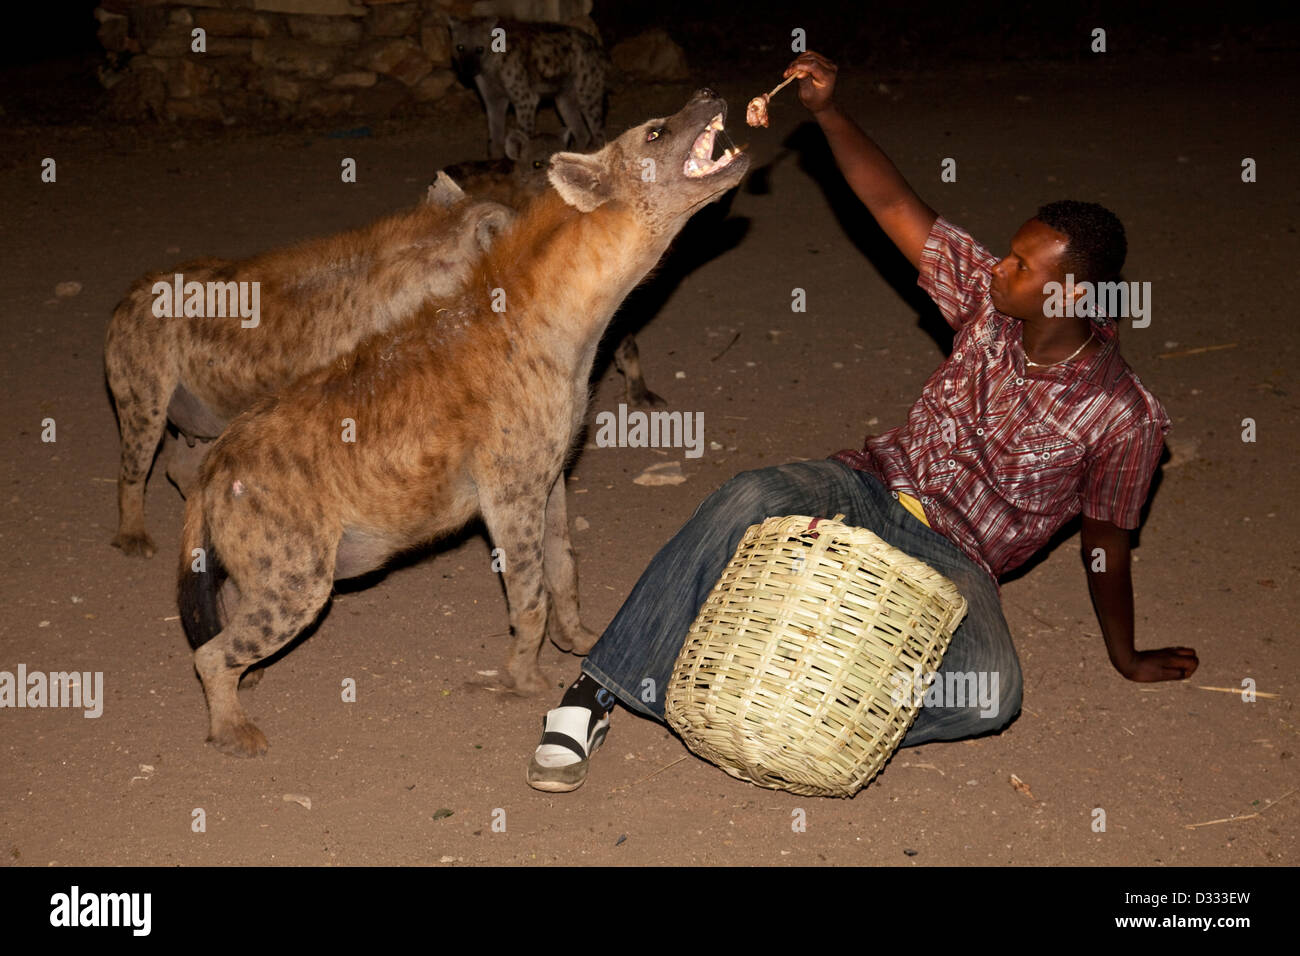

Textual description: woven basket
[665,514,968,797]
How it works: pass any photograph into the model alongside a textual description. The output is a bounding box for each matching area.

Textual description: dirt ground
[0,32,1296,867]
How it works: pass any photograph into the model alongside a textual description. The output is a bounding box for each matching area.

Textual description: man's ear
[547,152,611,212]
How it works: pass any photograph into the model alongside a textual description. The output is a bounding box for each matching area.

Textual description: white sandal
[526,706,611,793]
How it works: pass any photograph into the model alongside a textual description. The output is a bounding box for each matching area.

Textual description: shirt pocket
[996,422,1085,509]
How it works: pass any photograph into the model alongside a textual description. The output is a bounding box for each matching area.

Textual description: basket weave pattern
[665,514,969,797]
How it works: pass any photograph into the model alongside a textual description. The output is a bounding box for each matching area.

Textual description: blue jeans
[583,459,1022,747]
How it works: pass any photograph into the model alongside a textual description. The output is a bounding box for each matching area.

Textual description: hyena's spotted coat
[105,197,514,558]
[449,16,607,158]
[178,90,749,756]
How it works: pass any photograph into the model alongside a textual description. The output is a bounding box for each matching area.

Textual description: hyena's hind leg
[612,333,666,407]
[542,473,599,654]
[105,339,177,557]
[479,484,553,694]
[193,570,334,757]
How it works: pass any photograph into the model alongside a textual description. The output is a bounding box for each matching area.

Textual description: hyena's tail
[177,497,227,650]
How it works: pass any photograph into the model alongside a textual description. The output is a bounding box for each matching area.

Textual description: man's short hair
[1035,200,1127,285]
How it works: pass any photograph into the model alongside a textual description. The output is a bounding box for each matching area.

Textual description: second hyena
[105,196,514,558]
[178,90,749,755]
[449,16,606,158]
[437,128,570,209]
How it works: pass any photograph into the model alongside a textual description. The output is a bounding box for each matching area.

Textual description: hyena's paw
[568,625,600,655]
[629,384,667,408]
[111,530,156,558]
[207,718,269,758]
[508,667,552,695]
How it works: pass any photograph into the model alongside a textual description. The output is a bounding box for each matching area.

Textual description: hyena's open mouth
[684,113,744,178]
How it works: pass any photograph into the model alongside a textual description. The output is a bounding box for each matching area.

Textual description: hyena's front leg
[477,75,510,158]
[612,333,666,407]
[542,472,599,654]
[480,486,552,693]
[554,91,593,151]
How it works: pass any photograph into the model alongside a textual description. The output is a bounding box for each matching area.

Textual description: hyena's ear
[426,171,466,208]
[503,128,529,162]
[467,202,517,252]
[548,152,611,213]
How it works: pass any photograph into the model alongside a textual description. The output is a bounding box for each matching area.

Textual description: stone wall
[94,0,596,122]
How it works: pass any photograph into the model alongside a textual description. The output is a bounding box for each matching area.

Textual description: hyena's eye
[645,126,666,142]
[475,46,485,54]
[456,44,464,52]
[532,160,545,169]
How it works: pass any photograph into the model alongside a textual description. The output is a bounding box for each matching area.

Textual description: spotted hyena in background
[449,16,606,158]
[178,90,748,755]
[434,129,665,406]
[105,197,514,558]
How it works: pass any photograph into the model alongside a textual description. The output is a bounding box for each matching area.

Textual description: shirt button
[1015,377,1025,386]
[954,351,963,361]
[948,459,956,467]
[891,491,899,498]
[976,427,984,436]
[1042,452,1051,460]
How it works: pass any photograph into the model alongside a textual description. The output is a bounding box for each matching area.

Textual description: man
[526,51,1197,793]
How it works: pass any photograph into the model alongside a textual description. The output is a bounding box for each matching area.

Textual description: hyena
[437,128,570,209]
[435,129,665,406]
[449,16,606,158]
[178,90,748,755]
[105,196,515,558]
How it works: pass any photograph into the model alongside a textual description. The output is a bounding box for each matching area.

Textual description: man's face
[989,219,1071,322]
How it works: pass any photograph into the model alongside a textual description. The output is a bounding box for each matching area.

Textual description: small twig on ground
[711,331,741,361]
[900,761,945,777]
[1197,685,1281,700]
[1157,343,1238,359]
[1184,787,1297,830]
[612,755,689,792]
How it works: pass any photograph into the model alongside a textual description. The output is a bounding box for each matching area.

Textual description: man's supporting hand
[1117,647,1200,682]
[1081,515,1199,683]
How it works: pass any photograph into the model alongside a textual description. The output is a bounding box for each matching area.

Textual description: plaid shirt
[834,217,1170,580]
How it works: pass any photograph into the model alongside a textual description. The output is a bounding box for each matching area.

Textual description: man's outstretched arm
[1080,515,1198,682]
[789,51,937,269]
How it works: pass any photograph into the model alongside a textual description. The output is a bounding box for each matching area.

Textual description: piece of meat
[746,95,769,128]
